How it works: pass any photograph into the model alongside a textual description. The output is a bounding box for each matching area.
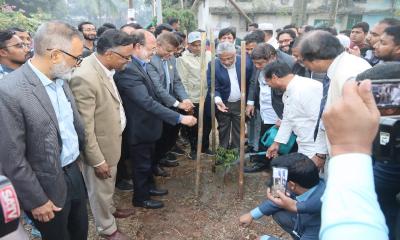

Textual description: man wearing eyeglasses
[0,30,30,79]
[114,30,197,209]
[69,29,134,240]
[0,21,88,240]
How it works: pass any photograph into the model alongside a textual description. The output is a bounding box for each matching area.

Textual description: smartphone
[271,167,288,198]
[370,79,400,116]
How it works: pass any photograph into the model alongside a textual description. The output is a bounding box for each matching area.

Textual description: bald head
[132,30,156,62]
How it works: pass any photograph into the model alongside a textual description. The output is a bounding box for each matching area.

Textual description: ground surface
[28,151,289,240]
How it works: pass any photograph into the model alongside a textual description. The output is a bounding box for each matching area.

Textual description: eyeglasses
[110,51,132,61]
[1,42,29,49]
[46,48,83,65]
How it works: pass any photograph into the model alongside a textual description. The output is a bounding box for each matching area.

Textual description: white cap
[259,23,274,31]
[188,31,202,43]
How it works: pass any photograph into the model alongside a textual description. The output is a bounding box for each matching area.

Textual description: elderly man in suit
[147,32,194,175]
[69,29,135,240]
[208,42,252,149]
[0,21,88,240]
[114,30,197,209]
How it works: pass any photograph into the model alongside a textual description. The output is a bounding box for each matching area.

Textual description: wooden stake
[239,41,246,200]
[210,30,217,173]
[195,32,207,197]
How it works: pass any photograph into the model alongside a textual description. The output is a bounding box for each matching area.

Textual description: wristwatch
[315,153,327,160]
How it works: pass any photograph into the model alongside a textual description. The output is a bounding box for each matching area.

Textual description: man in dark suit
[206,42,252,149]
[0,21,88,240]
[114,30,197,209]
[147,32,194,174]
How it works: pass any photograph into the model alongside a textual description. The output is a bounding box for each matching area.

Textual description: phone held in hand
[271,167,288,198]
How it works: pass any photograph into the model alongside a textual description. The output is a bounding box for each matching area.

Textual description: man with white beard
[0,21,88,240]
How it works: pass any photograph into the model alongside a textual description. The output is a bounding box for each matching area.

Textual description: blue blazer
[205,55,253,116]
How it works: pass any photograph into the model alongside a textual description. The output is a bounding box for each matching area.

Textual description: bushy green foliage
[163,8,196,32]
[0,4,49,32]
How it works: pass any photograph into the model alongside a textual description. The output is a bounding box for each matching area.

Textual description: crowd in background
[0,15,399,240]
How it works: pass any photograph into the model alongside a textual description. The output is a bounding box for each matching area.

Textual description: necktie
[313,75,331,141]
[163,60,171,93]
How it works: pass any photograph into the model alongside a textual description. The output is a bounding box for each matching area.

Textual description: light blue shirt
[162,60,171,93]
[28,61,79,167]
[320,153,388,240]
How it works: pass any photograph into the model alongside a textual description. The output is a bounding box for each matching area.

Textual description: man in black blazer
[205,42,252,149]
[0,21,88,240]
[114,30,197,209]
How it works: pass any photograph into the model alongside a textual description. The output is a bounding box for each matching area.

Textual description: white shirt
[315,52,371,154]
[95,56,126,132]
[274,75,323,158]
[258,72,278,124]
[227,66,241,102]
[267,37,279,49]
[320,153,388,240]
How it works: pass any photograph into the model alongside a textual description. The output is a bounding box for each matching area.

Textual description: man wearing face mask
[0,30,30,79]
[69,29,135,240]
[209,42,252,149]
[0,21,88,240]
[114,30,197,209]
[78,21,97,57]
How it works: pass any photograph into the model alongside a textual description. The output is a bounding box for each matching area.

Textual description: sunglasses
[47,48,83,65]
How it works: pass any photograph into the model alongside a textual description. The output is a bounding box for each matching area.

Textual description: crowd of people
[0,15,399,240]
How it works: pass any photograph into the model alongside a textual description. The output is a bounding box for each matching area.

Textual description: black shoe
[170,146,185,155]
[244,163,270,173]
[133,200,164,209]
[149,188,168,196]
[165,152,177,160]
[189,150,197,160]
[159,158,179,167]
[153,166,170,177]
[245,146,256,153]
[115,180,133,192]
[202,149,214,156]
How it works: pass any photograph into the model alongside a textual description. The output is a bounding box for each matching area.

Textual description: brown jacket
[70,53,124,167]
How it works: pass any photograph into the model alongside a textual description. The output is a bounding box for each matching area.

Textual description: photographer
[239,153,325,240]
[356,62,400,240]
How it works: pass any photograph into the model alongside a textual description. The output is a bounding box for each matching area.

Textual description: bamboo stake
[238,41,246,200]
[210,30,217,173]
[195,32,207,197]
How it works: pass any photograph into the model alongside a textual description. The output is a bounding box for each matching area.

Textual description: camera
[370,79,400,163]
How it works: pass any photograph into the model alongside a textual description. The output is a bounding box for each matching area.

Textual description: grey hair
[33,21,83,56]
[216,42,236,55]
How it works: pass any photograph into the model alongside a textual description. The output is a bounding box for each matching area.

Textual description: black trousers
[182,104,211,152]
[128,142,156,203]
[116,135,132,183]
[155,120,180,162]
[26,161,88,240]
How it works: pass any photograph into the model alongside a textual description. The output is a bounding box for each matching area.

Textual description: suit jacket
[204,55,252,116]
[69,54,123,167]
[114,57,180,145]
[147,55,188,107]
[0,63,84,211]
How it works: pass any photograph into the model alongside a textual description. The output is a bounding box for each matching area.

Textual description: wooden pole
[238,41,246,200]
[195,32,207,197]
[210,30,217,173]
[227,0,253,24]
